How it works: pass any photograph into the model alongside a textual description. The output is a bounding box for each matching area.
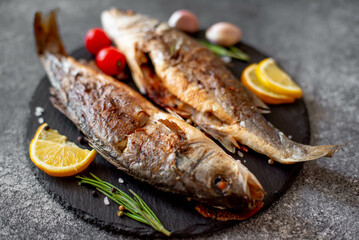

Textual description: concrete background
[0,0,358,239]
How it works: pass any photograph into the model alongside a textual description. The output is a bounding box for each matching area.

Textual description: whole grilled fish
[102,9,340,164]
[34,11,264,217]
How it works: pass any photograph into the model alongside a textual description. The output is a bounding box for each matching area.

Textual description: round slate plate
[25,43,309,238]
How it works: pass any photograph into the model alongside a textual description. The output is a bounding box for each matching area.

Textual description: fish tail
[34,10,67,56]
[277,143,343,164]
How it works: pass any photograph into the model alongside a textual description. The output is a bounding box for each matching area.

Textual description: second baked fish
[102,9,340,164]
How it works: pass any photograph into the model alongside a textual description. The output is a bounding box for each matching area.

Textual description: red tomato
[96,47,127,76]
[84,28,112,55]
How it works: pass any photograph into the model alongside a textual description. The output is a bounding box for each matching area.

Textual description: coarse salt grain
[221,56,232,63]
[38,117,44,124]
[118,178,124,184]
[35,107,45,117]
[240,121,246,127]
[288,135,293,139]
[104,197,110,205]
[35,106,44,113]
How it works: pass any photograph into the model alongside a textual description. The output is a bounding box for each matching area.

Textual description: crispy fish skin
[102,9,340,164]
[33,11,264,213]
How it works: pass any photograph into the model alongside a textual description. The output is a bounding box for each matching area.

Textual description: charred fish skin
[34,11,264,212]
[102,9,340,164]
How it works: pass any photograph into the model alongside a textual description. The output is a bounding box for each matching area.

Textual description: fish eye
[213,176,230,192]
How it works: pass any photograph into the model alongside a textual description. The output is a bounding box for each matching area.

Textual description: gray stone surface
[0,0,358,239]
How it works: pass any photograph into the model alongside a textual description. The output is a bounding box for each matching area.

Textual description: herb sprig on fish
[77,173,171,236]
[199,40,250,61]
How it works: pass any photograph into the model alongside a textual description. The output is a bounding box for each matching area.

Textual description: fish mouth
[221,169,265,211]
[247,174,265,204]
[212,175,265,220]
[195,200,264,221]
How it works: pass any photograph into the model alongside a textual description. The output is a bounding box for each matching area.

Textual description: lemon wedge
[255,58,302,98]
[242,64,295,104]
[29,123,96,177]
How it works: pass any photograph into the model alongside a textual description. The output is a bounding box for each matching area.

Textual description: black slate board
[25,43,309,238]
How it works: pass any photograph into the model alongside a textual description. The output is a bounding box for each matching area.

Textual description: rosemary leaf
[199,40,250,61]
[124,212,148,224]
[76,174,171,236]
[229,46,250,61]
[130,189,160,223]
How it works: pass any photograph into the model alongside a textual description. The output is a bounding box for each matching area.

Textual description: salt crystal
[118,178,124,184]
[38,117,44,124]
[221,56,232,63]
[35,107,45,117]
[240,121,246,127]
[35,106,44,113]
[243,159,246,163]
[104,197,110,205]
[288,135,293,139]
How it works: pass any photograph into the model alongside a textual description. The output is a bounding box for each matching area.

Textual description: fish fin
[158,119,187,140]
[245,88,270,114]
[165,108,185,121]
[85,136,129,173]
[34,10,67,56]
[199,125,239,153]
[257,106,271,114]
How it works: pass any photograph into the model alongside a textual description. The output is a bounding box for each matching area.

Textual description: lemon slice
[29,123,96,177]
[256,58,302,98]
[242,64,295,104]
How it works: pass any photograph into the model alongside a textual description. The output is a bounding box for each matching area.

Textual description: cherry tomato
[96,47,127,76]
[84,28,112,55]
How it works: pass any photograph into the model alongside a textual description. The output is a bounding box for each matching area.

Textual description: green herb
[76,173,171,236]
[170,45,175,56]
[199,40,250,61]
[229,46,250,61]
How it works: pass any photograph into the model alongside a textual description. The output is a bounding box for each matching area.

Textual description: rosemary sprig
[199,40,250,61]
[76,173,171,236]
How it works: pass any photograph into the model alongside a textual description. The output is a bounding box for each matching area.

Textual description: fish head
[176,141,265,211]
[101,9,164,38]
[102,9,167,94]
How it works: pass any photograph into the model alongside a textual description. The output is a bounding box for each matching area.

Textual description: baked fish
[34,11,264,218]
[102,9,340,164]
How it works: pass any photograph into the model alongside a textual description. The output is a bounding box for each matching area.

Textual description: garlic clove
[168,10,199,33]
[206,22,242,47]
